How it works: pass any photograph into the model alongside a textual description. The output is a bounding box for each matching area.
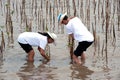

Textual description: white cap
[47,32,57,40]
[47,32,57,45]
[57,12,67,24]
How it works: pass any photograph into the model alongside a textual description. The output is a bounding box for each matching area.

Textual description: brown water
[0,34,120,80]
[0,0,120,80]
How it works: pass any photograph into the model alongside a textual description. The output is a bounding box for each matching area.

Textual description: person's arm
[38,47,50,61]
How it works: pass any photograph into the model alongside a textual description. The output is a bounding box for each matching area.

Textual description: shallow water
[0,34,120,80]
[0,0,120,80]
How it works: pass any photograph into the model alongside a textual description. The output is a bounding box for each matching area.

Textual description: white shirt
[17,32,47,50]
[66,17,94,42]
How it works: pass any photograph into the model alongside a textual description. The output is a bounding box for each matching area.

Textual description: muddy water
[0,36,120,80]
[0,33,120,80]
[0,0,120,80]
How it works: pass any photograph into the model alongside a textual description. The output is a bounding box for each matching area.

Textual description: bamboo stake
[15,0,18,21]
[118,0,120,30]
[87,0,90,30]
[98,35,100,56]
[112,24,116,46]
[92,23,97,55]
[68,0,76,60]
[98,0,100,20]
[34,0,37,17]
[93,0,96,15]
[31,0,34,16]
[80,0,84,19]
[53,6,55,32]
[112,24,116,53]
[5,0,14,45]
[49,3,52,29]
[101,40,105,57]
[66,0,70,16]
[105,0,110,64]
[0,31,5,53]
[0,0,3,16]
[21,0,26,24]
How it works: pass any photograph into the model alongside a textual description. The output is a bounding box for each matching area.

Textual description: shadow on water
[70,64,94,80]
[17,61,56,80]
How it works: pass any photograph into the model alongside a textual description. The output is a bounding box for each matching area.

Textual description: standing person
[57,12,94,64]
[17,31,57,62]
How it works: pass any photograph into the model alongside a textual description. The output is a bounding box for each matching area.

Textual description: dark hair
[63,15,68,20]
[38,32,51,39]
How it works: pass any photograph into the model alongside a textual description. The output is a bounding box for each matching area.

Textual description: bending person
[17,31,57,62]
[57,12,94,64]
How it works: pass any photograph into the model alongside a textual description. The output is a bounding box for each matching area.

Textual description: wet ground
[0,33,120,80]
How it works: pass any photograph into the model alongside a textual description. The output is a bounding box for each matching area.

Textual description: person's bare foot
[72,54,82,65]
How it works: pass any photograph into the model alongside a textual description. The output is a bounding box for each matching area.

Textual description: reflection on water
[70,64,94,80]
[0,51,5,80]
[0,51,4,71]
[17,61,55,80]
